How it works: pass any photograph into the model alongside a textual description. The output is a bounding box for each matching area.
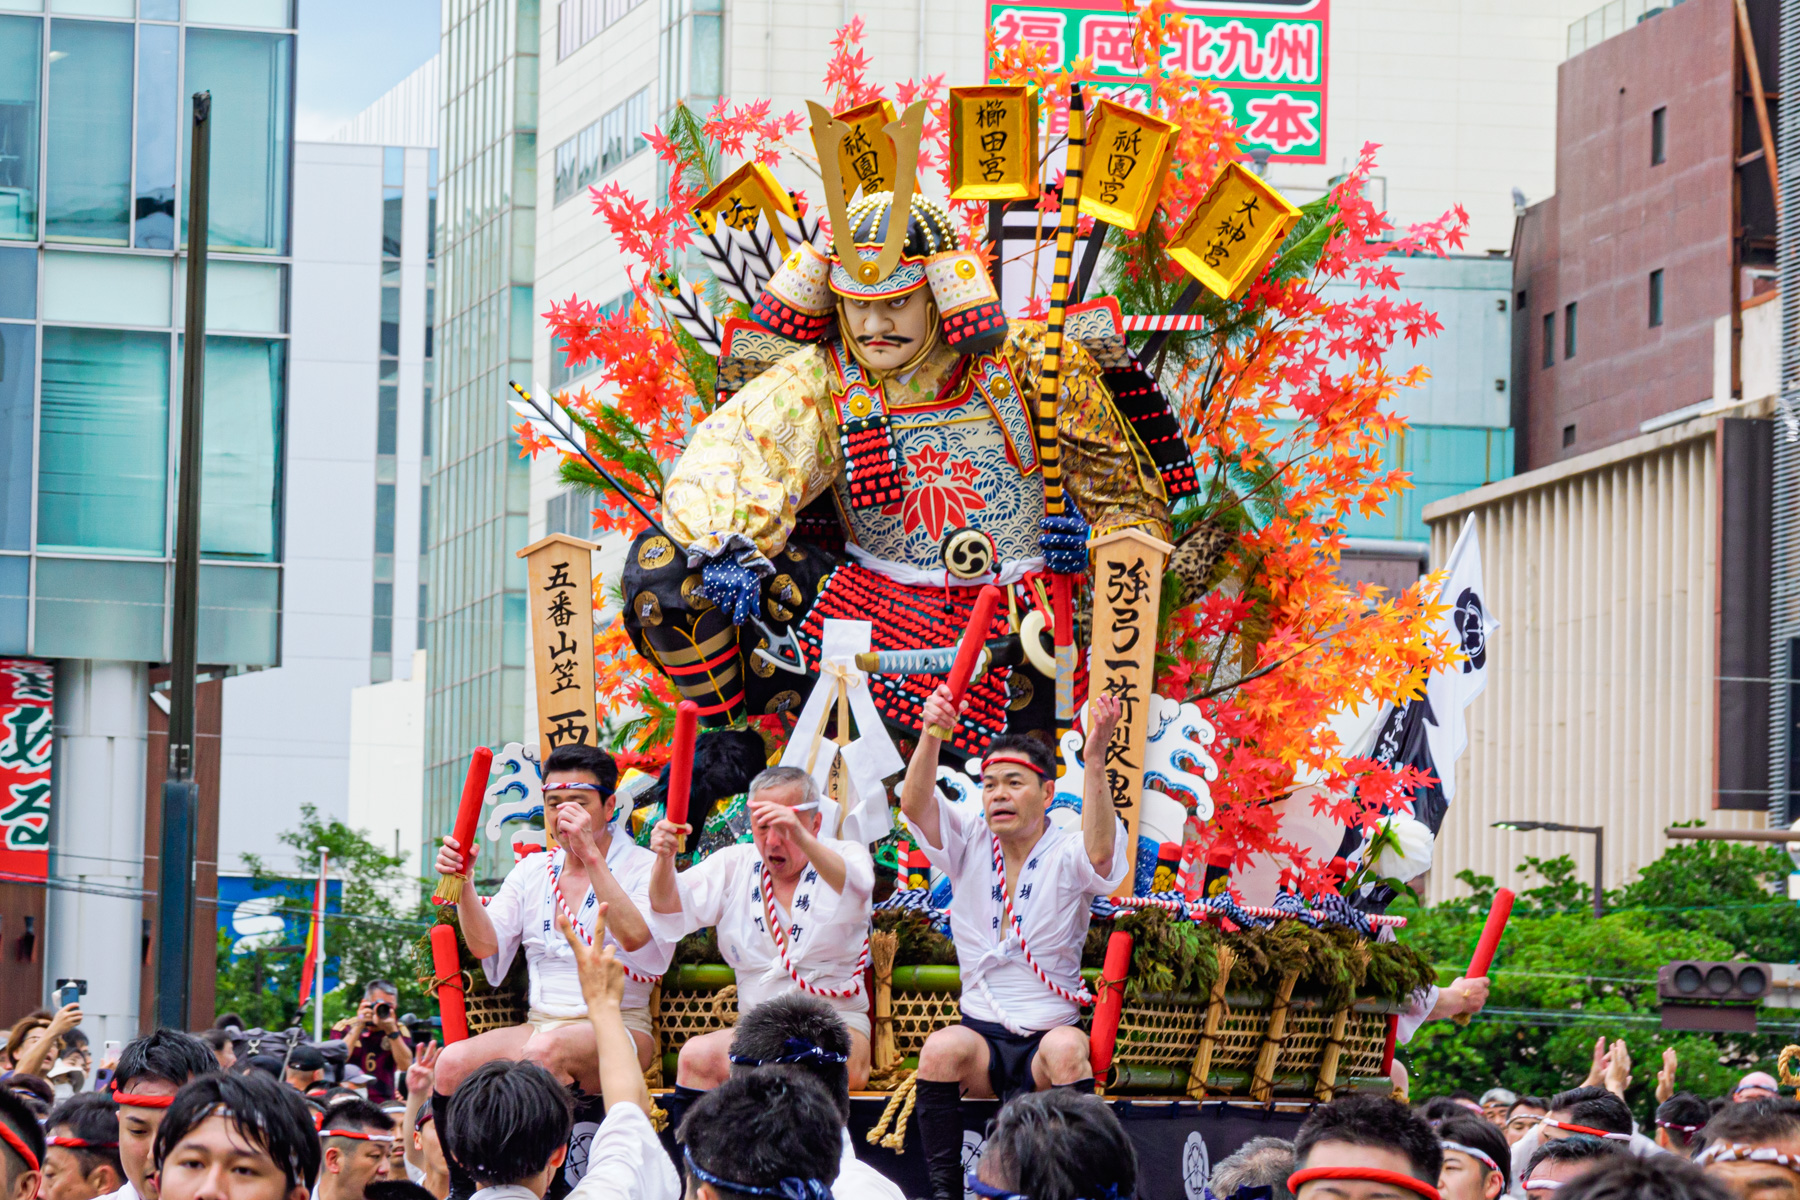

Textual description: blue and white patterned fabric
[700,556,763,625]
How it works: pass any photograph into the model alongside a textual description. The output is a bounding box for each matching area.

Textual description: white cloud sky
[295,0,440,141]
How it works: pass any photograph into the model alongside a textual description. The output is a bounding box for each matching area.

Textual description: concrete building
[422,0,538,854]
[1511,0,1778,467]
[0,0,296,1035]
[209,66,439,926]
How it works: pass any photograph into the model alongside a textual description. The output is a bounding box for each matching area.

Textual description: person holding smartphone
[330,982,413,1102]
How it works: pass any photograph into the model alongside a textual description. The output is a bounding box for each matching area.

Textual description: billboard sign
[985,0,1329,163]
[0,660,52,879]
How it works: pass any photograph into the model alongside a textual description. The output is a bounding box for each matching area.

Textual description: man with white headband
[1696,1098,1800,1200]
[315,1100,394,1200]
[1435,1116,1510,1200]
[1520,1138,1627,1199]
[898,686,1129,1200]
[430,743,674,1163]
[647,764,876,1097]
[1509,1086,1655,1185]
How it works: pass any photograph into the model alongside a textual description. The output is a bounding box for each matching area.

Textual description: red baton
[665,701,699,828]
[925,585,1004,742]
[432,746,493,905]
[430,924,469,1044]
[1466,887,1515,978]
[1089,930,1134,1084]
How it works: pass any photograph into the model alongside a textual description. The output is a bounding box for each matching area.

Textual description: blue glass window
[0,324,34,551]
[371,581,392,653]
[184,29,292,254]
[198,336,283,560]
[139,0,180,19]
[374,483,395,555]
[46,20,133,245]
[0,247,34,318]
[135,23,178,249]
[39,327,169,555]
[34,558,165,661]
[0,16,41,241]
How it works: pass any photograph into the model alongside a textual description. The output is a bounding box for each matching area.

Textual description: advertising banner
[985,0,1329,163]
[0,660,52,879]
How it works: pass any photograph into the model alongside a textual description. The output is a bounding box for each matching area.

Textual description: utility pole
[155,91,210,1031]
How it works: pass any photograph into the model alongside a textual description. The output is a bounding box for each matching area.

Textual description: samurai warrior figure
[624,165,1181,753]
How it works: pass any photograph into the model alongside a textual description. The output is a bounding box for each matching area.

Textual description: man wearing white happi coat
[899,685,1130,1200]
[431,744,674,1107]
[647,765,875,1093]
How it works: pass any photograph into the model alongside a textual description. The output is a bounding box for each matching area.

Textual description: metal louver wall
[1771,0,1800,824]
[1424,422,1762,901]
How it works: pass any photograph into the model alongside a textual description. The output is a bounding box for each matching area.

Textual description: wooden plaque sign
[831,98,900,202]
[1166,161,1303,300]
[1078,99,1178,233]
[947,85,1040,202]
[518,533,600,762]
[692,161,799,249]
[1084,527,1173,896]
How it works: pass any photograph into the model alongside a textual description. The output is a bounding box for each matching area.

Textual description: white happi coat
[481,841,675,1015]
[645,840,874,1030]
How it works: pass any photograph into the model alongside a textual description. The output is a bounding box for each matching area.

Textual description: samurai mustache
[855,332,915,346]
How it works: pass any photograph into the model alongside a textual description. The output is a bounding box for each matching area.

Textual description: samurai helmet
[750,101,1008,356]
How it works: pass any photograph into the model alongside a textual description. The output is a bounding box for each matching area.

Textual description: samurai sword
[853,637,1025,678]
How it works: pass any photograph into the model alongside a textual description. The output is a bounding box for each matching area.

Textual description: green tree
[214,804,434,1030]
[1397,847,1800,1118]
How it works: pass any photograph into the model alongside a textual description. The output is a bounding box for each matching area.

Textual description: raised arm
[561,909,652,1114]
[1081,694,1123,872]
[648,818,688,915]
[435,836,499,958]
[555,802,651,951]
[900,684,961,850]
[751,798,847,894]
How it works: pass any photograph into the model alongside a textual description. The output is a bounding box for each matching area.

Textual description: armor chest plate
[833,387,1046,571]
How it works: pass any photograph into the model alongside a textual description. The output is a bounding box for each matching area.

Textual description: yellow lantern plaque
[692,161,799,249]
[1077,99,1178,233]
[1167,161,1303,300]
[947,85,1040,202]
[833,98,900,202]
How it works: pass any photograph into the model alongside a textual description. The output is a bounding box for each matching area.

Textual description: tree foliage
[1398,840,1800,1118]
[214,804,434,1030]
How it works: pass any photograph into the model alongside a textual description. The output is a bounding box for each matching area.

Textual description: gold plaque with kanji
[692,161,799,247]
[1077,99,1178,233]
[948,85,1040,202]
[832,98,900,202]
[1167,161,1303,300]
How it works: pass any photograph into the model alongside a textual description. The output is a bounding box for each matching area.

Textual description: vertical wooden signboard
[1085,527,1173,896]
[518,532,600,769]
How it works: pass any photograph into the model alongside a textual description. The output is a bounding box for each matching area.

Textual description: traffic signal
[1658,961,1771,1032]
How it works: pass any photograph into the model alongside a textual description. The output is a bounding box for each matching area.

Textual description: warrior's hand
[1040,513,1091,575]
[700,557,763,625]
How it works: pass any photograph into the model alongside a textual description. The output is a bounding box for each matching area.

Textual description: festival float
[423,10,1500,1195]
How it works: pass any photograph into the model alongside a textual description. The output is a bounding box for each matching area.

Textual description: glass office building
[0,0,290,664]
[425,0,537,840]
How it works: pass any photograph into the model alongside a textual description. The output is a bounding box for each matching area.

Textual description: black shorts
[962,1017,1046,1102]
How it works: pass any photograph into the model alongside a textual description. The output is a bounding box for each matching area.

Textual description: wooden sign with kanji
[1084,526,1173,896]
[518,533,600,779]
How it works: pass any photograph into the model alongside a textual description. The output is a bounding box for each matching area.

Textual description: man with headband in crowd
[431,745,674,1138]
[899,687,1129,1200]
[647,766,876,1099]
[103,1030,219,1200]
[1434,1116,1510,1200]
[316,1099,396,1200]
[1287,1096,1444,1200]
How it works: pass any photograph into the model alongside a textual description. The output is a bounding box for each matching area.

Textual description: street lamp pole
[1492,819,1605,920]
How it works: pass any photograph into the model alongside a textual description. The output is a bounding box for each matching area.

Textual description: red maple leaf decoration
[880,444,987,539]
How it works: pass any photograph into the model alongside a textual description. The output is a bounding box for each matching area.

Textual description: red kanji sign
[0,660,53,879]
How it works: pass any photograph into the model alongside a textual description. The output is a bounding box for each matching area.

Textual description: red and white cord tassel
[760,864,868,999]
[544,853,661,985]
[991,837,1093,1007]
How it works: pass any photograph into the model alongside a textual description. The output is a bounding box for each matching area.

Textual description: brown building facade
[1512,0,1777,469]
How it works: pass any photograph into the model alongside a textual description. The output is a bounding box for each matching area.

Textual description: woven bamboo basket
[654,965,741,1058]
[462,970,529,1036]
[869,940,1394,1100]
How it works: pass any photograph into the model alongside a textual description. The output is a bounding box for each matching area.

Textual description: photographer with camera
[331,983,414,1102]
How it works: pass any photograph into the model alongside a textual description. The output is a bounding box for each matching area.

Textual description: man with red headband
[898,687,1129,1200]
[0,1088,43,1200]
[1288,1095,1444,1200]
[102,1029,218,1200]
